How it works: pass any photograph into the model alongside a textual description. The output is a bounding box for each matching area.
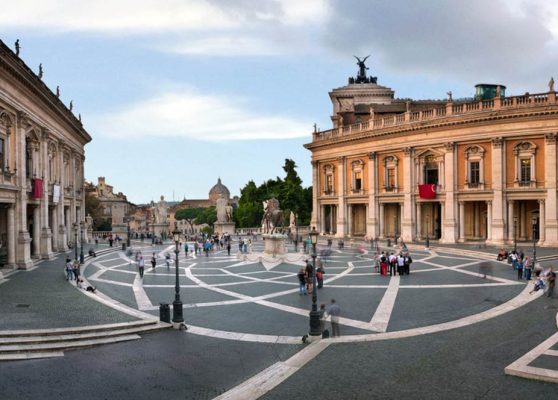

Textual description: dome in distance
[208,178,230,204]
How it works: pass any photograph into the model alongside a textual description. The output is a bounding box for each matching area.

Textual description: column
[39,131,53,259]
[58,145,67,250]
[459,201,465,242]
[486,201,492,241]
[539,199,545,245]
[520,202,527,240]
[336,157,346,237]
[416,203,422,239]
[347,204,352,237]
[366,152,378,238]
[310,160,319,230]
[441,142,457,243]
[440,202,445,240]
[379,203,385,238]
[51,207,59,251]
[65,207,71,245]
[32,206,40,257]
[15,113,32,268]
[7,204,16,267]
[507,200,515,243]
[489,137,505,244]
[401,147,414,241]
[544,133,558,245]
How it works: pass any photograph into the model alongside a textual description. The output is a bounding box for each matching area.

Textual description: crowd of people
[374,250,413,276]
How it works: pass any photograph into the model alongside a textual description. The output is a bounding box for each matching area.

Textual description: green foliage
[175,206,217,228]
[235,159,312,228]
[96,218,112,231]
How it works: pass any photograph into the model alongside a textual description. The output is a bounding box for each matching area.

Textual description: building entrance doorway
[420,202,441,239]
[323,205,337,235]
[351,204,366,236]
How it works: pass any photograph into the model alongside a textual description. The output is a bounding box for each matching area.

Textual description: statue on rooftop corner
[38,63,43,79]
[549,77,555,92]
[446,91,452,101]
[15,39,20,56]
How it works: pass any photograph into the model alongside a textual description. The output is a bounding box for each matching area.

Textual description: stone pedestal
[263,234,288,256]
[214,222,235,235]
[151,223,169,238]
[112,224,127,239]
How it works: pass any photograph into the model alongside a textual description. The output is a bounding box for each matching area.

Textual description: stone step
[0,323,167,345]
[0,319,159,338]
[0,351,65,361]
[0,334,141,354]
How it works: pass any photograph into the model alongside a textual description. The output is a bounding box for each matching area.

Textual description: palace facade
[0,40,91,270]
[305,67,558,246]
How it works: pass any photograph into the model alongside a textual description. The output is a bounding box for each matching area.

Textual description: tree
[235,159,312,228]
[85,193,111,231]
[175,207,217,231]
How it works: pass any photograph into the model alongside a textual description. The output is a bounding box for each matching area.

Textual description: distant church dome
[208,178,230,204]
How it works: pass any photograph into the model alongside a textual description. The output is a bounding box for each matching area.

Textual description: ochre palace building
[305,62,558,247]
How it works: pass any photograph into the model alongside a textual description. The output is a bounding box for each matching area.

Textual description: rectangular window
[387,168,395,190]
[0,138,4,169]
[325,174,333,193]
[469,161,480,185]
[520,159,531,184]
[354,170,362,191]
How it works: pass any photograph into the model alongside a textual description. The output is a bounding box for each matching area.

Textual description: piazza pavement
[0,236,557,399]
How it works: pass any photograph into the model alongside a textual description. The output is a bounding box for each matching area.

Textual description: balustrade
[313,91,556,142]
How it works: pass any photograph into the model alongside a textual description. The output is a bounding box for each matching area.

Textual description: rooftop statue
[352,55,377,84]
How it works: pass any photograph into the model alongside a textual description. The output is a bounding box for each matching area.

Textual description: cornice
[0,40,92,144]
[305,106,558,151]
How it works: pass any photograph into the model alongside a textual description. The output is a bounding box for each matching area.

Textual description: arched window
[323,163,335,195]
[351,159,364,193]
[464,145,485,189]
[513,141,536,188]
[383,156,399,192]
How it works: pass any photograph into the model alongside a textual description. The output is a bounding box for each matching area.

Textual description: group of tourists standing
[297,259,325,295]
[375,251,412,276]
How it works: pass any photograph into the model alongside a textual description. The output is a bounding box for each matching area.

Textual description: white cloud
[163,36,281,56]
[0,0,328,33]
[89,89,311,141]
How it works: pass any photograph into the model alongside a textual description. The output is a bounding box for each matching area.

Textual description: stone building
[84,177,134,226]
[0,40,91,270]
[306,61,558,246]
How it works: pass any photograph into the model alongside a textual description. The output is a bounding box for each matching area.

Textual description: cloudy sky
[2,0,557,203]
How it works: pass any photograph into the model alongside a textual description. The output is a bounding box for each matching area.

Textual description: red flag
[418,184,436,199]
[33,178,43,199]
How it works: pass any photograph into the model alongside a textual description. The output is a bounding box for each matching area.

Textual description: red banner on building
[418,184,436,199]
[33,178,43,199]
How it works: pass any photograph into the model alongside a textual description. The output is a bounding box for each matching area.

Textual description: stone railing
[313,91,557,142]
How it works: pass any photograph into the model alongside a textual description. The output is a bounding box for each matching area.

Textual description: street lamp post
[73,223,78,261]
[79,221,84,264]
[171,223,185,329]
[126,218,131,247]
[532,219,537,266]
[294,212,299,252]
[425,215,430,249]
[513,216,518,253]
[308,227,321,340]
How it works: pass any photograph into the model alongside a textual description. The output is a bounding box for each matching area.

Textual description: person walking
[316,262,325,289]
[305,260,314,294]
[516,257,524,280]
[165,253,171,268]
[396,253,405,276]
[547,267,556,298]
[72,259,81,282]
[524,256,532,280]
[138,256,145,278]
[65,258,74,281]
[297,267,307,295]
[388,252,397,276]
[404,253,413,275]
[328,299,341,337]
[319,303,328,336]
[151,253,157,270]
[226,241,231,256]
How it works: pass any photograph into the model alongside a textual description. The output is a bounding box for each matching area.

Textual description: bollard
[159,303,170,323]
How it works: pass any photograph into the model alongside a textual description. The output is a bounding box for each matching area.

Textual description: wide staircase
[0,319,170,361]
